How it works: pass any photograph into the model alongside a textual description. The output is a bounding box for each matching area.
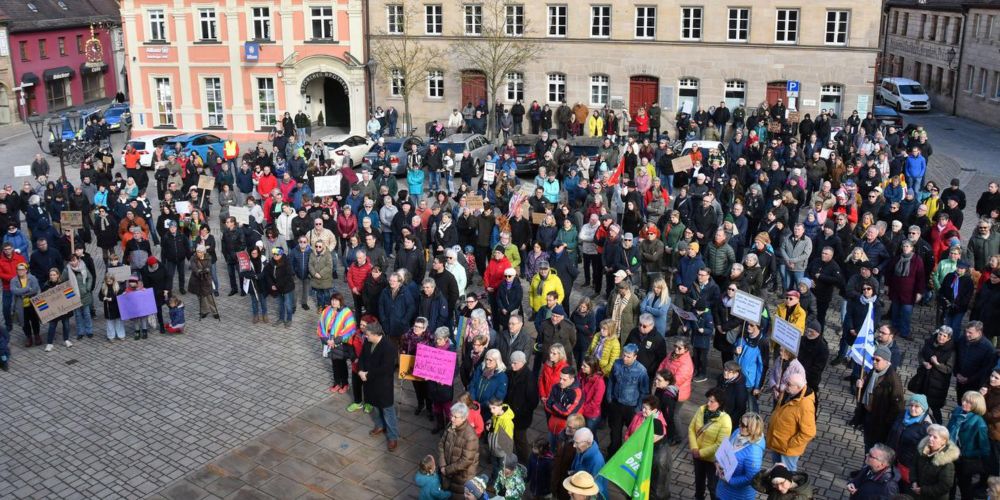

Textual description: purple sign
[117,288,157,320]
[413,344,457,386]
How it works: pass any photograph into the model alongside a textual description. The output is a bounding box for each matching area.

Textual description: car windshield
[514,144,532,154]
[899,84,925,95]
[105,108,126,118]
[324,141,344,149]
[439,142,465,153]
[127,141,146,150]
[571,145,600,156]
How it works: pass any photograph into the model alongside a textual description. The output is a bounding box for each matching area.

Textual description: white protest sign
[175,201,191,215]
[229,206,250,226]
[772,316,802,355]
[314,175,342,197]
[13,165,32,177]
[820,148,833,160]
[731,290,764,324]
[671,304,698,322]
[106,265,131,283]
[715,438,738,482]
[483,161,496,184]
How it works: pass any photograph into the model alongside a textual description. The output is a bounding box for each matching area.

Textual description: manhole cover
[65,359,78,365]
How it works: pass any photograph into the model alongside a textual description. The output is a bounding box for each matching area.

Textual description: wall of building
[0,25,17,125]
[954,7,1000,127]
[883,7,964,114]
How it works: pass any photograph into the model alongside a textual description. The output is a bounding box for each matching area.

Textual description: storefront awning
[20,72,39,85]
[79,63,108,75]
[43,66,75,82]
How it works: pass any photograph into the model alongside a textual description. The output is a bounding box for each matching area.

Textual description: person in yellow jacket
[775,290,807,334]
[764,373,816,472]
[586,111,604,137]
[586,319,621,375]
[223,135,240,169]
[689,388,733,500]
[528,261,564,312]
[487,400,516,482]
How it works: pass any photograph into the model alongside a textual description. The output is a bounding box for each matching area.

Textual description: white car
[121,134,176,169]
[321,134,374,166]
[878,77,930,112]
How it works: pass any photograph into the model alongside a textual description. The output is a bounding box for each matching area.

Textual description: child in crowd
[526,438,553,499]
[98,274,124,340]
[487,398,515,482]
[493,453,527,500]
[165,296,185,334]
[428,327,456,434]
[414,455,450,500]
[459,392,485,437]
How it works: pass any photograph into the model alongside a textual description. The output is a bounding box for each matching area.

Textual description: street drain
[65,359,78,365]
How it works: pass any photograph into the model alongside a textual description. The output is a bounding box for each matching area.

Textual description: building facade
[0,16,16,125]
[882,0,1000,127]
[121,0,368,140]
[367,0,882,134]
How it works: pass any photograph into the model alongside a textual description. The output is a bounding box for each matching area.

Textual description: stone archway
[287,55,366,136]
[300,71,350,128]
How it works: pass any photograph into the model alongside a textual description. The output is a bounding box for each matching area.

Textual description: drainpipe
[878,0,891,99]
[952,7,968,116]
[362,0,372,115]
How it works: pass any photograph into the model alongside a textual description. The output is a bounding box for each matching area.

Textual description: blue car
[103,104,131,131]
[167,133,225,160]
[57,108,101,141]
[361,136,427,176]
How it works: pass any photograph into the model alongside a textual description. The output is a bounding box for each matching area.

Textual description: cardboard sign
[236,251,252,272]
[314,175,341,197]
[117,288,157,320]
[671,304,698,322]
[61,211,84,230]
[482,162,496,184]
[531,212,547,224]
[31,282,82,323]
[413,343,457,386]
[715,438,738,482]
[197,175,216,191]
[398,354,424,381]
[466,195,485,212]
[731,290,765,324]
[671,155,693,173]
[787,111,801,123]
[175,201,191,215]
[13,165,31,177]
[772,316,802,355]
[820,148,833,160]
[106,265,131,283]
[229,206,250,226]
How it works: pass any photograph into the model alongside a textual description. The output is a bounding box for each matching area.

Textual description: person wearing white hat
[563,471,601,499]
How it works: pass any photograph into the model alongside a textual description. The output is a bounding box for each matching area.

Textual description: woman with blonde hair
[640,277,671,336]
[586,319,621,376]
[948,391,991,499]
[716,412,766,500]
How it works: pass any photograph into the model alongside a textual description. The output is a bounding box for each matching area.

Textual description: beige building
[368,0,882,133]
[882,0,1000,127]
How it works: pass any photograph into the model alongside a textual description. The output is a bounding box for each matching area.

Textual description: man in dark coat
[807,246,842,332]
[359,323,400,451]
[159,221,190,294]
[799,320,829,412]
[549,240,577,311]
[503,350,537,464]
[852,346,904,453]
[429,256,459,318]
[716,361,748,426]
[625,315,667,381]
[492,269,523,333]
[395,235,426,281]
[141,257,171,334]
[954,320,996,402]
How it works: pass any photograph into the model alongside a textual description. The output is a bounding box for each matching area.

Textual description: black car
[511,134,540,175]
[568,137,604,164]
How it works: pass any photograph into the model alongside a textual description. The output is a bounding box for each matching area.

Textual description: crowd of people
[4,95,1000,500]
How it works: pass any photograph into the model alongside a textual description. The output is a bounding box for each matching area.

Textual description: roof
[0,0,121,33]
[886,0,1000,11]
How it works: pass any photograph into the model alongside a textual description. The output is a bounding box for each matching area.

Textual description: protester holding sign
[715,412,766,500]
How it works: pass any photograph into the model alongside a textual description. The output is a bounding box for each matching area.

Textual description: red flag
[606,155,626,186]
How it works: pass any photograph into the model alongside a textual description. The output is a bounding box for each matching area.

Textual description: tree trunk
[403,95,412,136]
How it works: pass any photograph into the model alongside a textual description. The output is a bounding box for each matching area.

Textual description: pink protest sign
[413,343,457,386]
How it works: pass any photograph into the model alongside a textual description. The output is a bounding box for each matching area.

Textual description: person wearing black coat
[360,266,388,318]
[836,278,881,364]
[716,363,749,426]
[938,265,974,335]
[625,323,667,382]
[492,270,523,333]
[885,395,933,479]
[140,258,171,333]
[549,242,577,311]
[504,351,538,464]
[429,258,459,317]
[806,247,843,332]
[910,327,955,424]
[799,320,830,412]
[265,250,296,326]
[971,272,1000,342]
[160,222,190,294]
[394,236,426,281]
[28,239,63,285]
[417,281,450,334]
[92,207,119,263]
[358,323,400,450]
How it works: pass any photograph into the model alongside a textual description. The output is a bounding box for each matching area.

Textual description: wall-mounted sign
[145,47,169,60]
[244,42,260,62]
[300,71,349,95]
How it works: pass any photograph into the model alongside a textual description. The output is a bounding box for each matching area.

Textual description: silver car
[437,133,494,176]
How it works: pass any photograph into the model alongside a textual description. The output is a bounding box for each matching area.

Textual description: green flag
[598,416,654,499]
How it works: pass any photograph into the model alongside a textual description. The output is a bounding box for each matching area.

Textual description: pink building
[121,0,368,140]
[2,0,120,118]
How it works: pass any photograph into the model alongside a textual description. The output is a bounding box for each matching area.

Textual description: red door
[629,76,659,121]
[766,82,787,107]
[461,71,487,107]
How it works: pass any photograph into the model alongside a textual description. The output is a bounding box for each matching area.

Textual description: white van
[878,77,930,112]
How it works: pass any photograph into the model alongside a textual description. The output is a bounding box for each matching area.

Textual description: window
[973,14,981,37]
[198,8,218,40]
[45,79,68,110]
[591,5,611,38]
[256,77,276,127]
[966,65,975,92]
[547,73,566,103]
[427,70,444,98]
[76,35,83,54]
[724,80,746,109]
[425,5,442,35]
[57,37,65,56]
[548,5,567,37]
[82,72,104,102]
[826,10,849,45]
[464,4,482,36]
[154,77,174,126]
[993,71,1000,99]
[204,78,224,127]
[390,69,404,97]
[928,15,938,41]
[252,7,271,40]
[891,11,899,34]
[988,15,996,39]
[980,68,989,96]
[386,4,404,34]
[902,12,909,37]
[38,39,47,59]
[820,84,843,117]
[505,4,524,36]
[0,28,8,57]
[775,9,798,43]
[311,7,336,39]
[149,9,166,41]
[590,75,609,106]
[18,41,27,61]
[506,72,524,101]
[727,8,750,42]
[918,14,927,39]
[681,7,702,41]
[678,78,699,113]
[934,66,944,92]
[635,6,656,39]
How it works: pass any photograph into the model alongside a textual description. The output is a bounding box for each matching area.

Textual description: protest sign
[715,438,738,482]
[106,265,131,283]
[197,175,216,191]
[175,201,191,215]
[314,175,341,197]
[117,288,158,320]
[671,304,698,322]
[31,283,82,323]
[413,343,457,385]
[398,354,424,381]
[466,195,485,212]
[61,211,84,230]
[482,161,496,184]
[236,251,251,272]
[229,206,250,226]
[820,148,833,160]
[772,316,802,355]
[531,212,546,224]
[731,290,765,324]
[13,165,31,177]
[671,155,693,173]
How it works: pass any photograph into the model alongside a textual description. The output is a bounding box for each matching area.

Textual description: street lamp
[27,110,80,180]
[946,47,958,70]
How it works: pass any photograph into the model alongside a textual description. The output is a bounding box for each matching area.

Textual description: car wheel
[894,102,902,113]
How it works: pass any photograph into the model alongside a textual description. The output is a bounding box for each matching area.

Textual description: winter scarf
[895,251,914,277]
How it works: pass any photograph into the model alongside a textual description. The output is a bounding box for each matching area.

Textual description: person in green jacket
[557,218,580,262]
[499,232,521,271]
[932,245,962,291]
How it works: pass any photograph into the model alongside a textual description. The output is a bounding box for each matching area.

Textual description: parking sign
[787,81,800,97]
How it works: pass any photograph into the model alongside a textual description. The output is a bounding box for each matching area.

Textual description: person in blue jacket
[287,237,312,310]
[469,348,509,407]
[947,390,991,500]
[569,427,607,498]
[3,225,29,257]
[905,146,927,197]
[736,321,770,412]
[716,412,766,500]
[415,455,451,500]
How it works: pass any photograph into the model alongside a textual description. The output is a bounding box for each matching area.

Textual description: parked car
[361,136,427,176]
[510,134,540,175]
[321,134,374,166]
[878,77,930,112]
[121,134,177,169]
[57,107,101,141]
[167,133,225,160]
[681,140,727,163]
[872,105,904,129]
[438,133,494,176]
[568,137,604,165]
[102,103,131,132]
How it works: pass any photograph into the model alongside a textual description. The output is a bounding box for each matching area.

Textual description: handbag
[906,368,927,393]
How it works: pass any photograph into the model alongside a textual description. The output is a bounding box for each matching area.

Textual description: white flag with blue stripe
[849,302,877,371]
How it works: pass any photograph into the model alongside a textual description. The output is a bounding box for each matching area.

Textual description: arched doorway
[300,71,351,129]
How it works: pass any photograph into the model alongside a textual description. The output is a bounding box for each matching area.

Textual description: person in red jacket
[634,108,650,141]
[346,251,372,312]
[0,242,27,334]
[256,165,278,200]
[545,366,584,443]
[483,246,512,294]
[930,211,960,265]
[577,357,606,430]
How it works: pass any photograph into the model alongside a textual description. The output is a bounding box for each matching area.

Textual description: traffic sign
[787,81,800,97]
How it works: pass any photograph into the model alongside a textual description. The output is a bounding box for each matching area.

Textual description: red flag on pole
[606,155,626,186]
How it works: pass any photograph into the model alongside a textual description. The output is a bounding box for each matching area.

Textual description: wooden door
[629,76,659,122]
[766,82,787,107]
[461,71,487,107]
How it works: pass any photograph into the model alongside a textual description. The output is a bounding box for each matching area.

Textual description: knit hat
[724,214,735,224]
[805,319,822,334]
[908,394,929,412]
[785,290,800,298]
[957,260,971,269]
[770,466,795,483]
[146,256,159,266]
[797,277,814,289]
[464,476,488,499]
[689,241,700,253]
[272,247,284,256]
[538,260,550,270]
[550,304,566,317]
[754,232,770,246]
[493,244,505,254]
[874,346,892,362]
[503,453,519,470]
